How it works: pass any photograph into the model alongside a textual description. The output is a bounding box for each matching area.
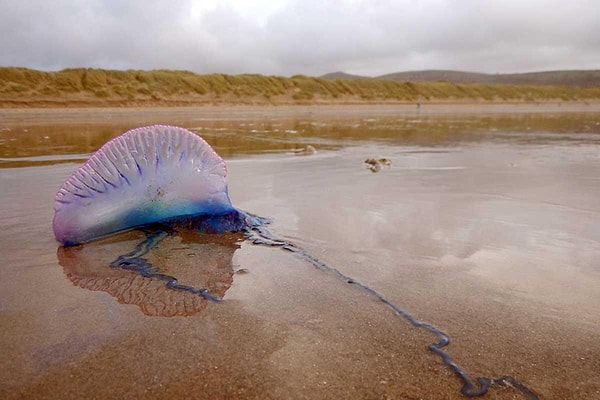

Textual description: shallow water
[1,106,600,399]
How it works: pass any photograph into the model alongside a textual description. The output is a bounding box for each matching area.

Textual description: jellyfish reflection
[59,228,242,317]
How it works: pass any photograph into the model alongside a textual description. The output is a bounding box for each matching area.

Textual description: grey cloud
[0,0,598,76]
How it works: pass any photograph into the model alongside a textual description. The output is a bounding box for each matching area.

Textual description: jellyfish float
[53,125,539,399]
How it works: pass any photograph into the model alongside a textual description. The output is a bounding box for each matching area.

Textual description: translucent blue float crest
[53,125,251,245]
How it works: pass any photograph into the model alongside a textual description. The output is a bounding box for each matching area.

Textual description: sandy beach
[1,105,600,399]
[1,102,600,123]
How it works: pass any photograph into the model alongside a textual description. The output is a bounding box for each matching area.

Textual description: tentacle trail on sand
[243,225,540,400]
[109,224,540,399]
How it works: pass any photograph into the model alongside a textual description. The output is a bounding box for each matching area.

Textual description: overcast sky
[1,0,599,77]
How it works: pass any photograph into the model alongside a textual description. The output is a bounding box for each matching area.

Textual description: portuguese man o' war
[53,125,262,245]
[53,125,539,399]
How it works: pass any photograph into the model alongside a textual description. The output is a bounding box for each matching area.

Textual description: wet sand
[1,103,600,124]
[1,106,600,399]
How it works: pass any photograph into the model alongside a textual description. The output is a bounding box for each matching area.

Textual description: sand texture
[1,106,599,399]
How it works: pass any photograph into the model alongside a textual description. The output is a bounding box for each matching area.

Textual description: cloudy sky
[1,0,599,77]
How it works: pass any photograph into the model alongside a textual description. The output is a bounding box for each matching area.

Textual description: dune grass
[1,67,599,107]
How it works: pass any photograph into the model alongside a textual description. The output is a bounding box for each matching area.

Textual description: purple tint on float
[52,125,239,245]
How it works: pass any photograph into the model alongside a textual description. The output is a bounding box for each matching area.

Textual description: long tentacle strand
[243,225,540,400]
[107,222,539,399]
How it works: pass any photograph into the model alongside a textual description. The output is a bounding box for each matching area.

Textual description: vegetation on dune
[0,67,599,107]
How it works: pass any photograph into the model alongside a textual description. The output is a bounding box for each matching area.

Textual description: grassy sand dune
[1,67,600,107]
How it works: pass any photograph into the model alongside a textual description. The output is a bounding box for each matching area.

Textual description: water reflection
[2,109,600,167]
[58,229,242,317]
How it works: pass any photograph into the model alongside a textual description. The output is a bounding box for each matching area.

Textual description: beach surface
[1,105,600,399]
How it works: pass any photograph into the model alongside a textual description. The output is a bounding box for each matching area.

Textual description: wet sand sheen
[1,106,600,399]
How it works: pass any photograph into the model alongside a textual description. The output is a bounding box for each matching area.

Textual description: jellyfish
[53,125,539,399]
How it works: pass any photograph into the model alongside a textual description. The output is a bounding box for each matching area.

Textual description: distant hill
[378,70,600,87]
[319,71,369,80]
[321,69,600,87]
